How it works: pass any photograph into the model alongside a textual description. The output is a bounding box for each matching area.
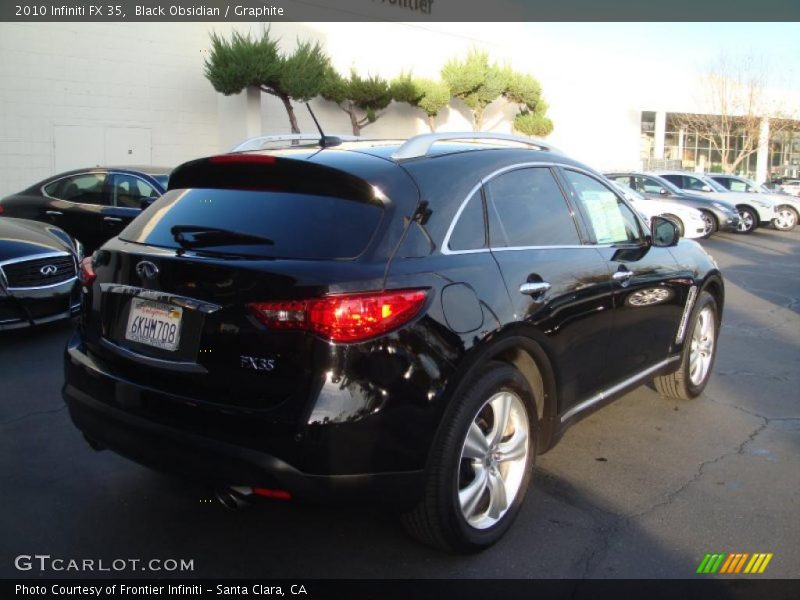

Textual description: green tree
[204,29,329,134]
[393,73,451,132]
[321,68,395,135]
[441,49,508,131]
[504,71,554,137]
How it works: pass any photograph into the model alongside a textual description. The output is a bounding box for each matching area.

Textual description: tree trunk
[348,105,361,136]
[473,108,484,132]
[278,94,300,134]
[427,114,436,132]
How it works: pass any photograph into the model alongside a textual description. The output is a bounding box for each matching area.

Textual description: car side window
[562,170,643,245]
[44,173,107,205]
[660,174,683,189]
[728,180,749,192]
[108,173,158,208]
[683,175,708,191]
[638,176,666,194]
[714,177,733,190]
[448,191,486,251]
[485,167,580,247]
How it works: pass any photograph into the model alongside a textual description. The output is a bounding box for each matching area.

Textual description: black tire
[735,206,757,234]
[654,291,719,401]
[663,214,684,237]
[699,211,717,239]
[772,205,798,231]
[401,361,537,553]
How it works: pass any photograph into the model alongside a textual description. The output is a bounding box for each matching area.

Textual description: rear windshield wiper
[170,225,275,248]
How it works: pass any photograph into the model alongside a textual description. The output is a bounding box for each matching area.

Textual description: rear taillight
[79,256,96,286]
[248,289,428,343]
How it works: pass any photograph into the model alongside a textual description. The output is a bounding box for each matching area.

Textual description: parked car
[609,180,707,239]
[0,167,170,252]
[0,217,81,330]
[604,172,740,238]
[63,133,724,553]
[709,173,799,232]
[777,179,800,198]
[655,171,778,234]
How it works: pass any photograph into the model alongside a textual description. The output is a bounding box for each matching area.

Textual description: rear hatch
[82,154,403,414]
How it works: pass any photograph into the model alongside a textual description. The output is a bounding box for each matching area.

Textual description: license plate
[125,298,182,351]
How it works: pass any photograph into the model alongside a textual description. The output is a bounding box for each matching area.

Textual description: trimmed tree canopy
[321,68,395,135]
[204,29,330,133]
[442,50,508,131]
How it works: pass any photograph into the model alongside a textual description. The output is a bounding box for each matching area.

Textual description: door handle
[612,270,634,283]
[103,216,123,224]
[46,210,63,217]
[519,281,551,296]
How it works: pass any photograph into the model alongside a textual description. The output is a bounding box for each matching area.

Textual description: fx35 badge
[240,355,276,372]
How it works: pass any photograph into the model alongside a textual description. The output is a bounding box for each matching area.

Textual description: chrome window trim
[441,161,622,256]
[560,355,680,423]
[40,170,109,203]
[99,283,222,314]
[0,251,77,291]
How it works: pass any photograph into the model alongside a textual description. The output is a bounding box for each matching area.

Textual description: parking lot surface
[1,229,798,578]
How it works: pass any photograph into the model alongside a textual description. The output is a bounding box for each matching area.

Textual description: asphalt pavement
[1,228,798,579]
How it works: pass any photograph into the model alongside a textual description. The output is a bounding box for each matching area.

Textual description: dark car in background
[0,217,81,330]
[0,167,170,252]
[63,133,724,553]
[605,171,740,238]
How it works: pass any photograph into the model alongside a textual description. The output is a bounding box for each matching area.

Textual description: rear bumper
[62,338,425,506]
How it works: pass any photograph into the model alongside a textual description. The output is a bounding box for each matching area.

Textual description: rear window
[119,188,383,259]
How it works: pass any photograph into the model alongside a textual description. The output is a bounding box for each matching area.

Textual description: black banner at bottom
[4,579,800,600]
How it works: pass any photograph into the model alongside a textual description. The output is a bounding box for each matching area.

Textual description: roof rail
[391,132,561,160]
[231,134,363,152]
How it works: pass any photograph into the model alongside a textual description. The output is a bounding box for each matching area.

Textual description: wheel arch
[700,272,725,317]
[436,329,560,455]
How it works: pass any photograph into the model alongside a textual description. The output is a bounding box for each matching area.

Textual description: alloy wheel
[736,209,755,233]
[773,208,798,231]
[700,212,715,237]
[458,391,530,530]
[689,306,715,386]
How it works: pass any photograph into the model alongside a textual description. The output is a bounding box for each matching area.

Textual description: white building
[1,21,798,198]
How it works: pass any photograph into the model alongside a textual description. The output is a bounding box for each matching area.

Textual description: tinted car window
[660,174,684,189]
[449,191,486,251]
[608,175,632,187]
[109,173,158,208]
[637,176,667,194]
[45,173,107,205]
[563,170,642,245]
[485,168,579,247]
[120,188,383,259]
[683,175,710,191]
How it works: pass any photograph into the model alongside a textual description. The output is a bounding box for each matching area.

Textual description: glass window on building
[641,111,656,159]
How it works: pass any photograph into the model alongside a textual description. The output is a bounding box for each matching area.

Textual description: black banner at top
[1,0,799,22]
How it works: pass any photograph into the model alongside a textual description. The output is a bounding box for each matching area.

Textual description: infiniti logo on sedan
[135,261,159,280]
[40,265,58,276]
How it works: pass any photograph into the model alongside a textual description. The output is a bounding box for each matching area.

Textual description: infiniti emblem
[135,260,159,280]
[40,265,58,276]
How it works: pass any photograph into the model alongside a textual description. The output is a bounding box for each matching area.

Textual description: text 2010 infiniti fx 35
[63,133,724,552]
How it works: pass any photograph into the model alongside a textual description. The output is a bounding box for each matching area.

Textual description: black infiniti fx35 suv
[64,132,724,552]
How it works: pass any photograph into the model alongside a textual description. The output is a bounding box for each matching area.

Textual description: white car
[656,171,779,234]
[778,179,800,198]
[710,174,799,232]
[610,181,707,239]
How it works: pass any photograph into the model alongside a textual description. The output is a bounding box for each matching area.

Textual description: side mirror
[659,188,668,195]
[702,185,712,192]
[139,196,157,210]
[651,216,680,247]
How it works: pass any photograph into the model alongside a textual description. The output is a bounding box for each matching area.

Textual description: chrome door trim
[675,285,698,344]
[560,356,680,423]
[99,284,222,314]
[441,162,625,256]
